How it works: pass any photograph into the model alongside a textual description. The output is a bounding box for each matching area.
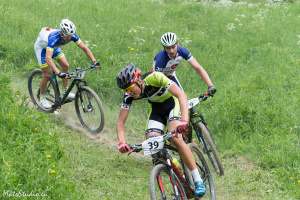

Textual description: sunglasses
[124,83,135,93]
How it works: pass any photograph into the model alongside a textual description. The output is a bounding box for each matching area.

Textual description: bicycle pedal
[64,98,73,103]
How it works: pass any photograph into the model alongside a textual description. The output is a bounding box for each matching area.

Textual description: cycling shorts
[34,45,64,68]
[147,96,181,131]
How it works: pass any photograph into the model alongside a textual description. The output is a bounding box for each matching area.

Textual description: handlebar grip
[129,144,142,153]
[198,93,209,101]
[91,62,100,68]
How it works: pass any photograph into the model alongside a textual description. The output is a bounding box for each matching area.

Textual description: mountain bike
[130,131,216,200]
[186,94,224,176]
[27,63,104,134]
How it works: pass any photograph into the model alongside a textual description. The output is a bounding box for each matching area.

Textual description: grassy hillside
[0,0,299,199]
[0,75,153,200]
[0,76,81,199]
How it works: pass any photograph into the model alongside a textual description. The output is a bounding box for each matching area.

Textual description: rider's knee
[61,62,69,71]
[145,128,164,138]
[168,116,181,122]
[168,116,181,128]
[42,69,51,79]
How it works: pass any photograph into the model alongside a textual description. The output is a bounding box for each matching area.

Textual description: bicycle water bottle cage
[151,149,168,165]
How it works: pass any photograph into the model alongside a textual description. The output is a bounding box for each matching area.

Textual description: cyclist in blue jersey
[116,64,206,197]
[153,32,216,96]
[34,19,98,108]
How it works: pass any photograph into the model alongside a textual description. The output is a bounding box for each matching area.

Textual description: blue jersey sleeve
[47,31,61,48]
[153,51,169,72]
[177,46,192,60]
[71,34,80,43]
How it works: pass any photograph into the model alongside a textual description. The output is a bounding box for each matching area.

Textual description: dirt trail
[11,73,144,157]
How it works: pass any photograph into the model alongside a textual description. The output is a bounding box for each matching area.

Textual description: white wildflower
[237,14,246,18]
[136,26,145,30]
[135,38,145,44]
[234,18,240,22]
[129,28,137,33]
[247,3,258,8]
[181,38,192,46]
[226,23,236,31]
[218,0,233,7]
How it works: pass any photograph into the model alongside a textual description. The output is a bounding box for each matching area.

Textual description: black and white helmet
[160,32,177,47]
[116,64,141,89]
[60,19,76,35]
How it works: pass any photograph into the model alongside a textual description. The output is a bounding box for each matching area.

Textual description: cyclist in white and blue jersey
[153,32,216,96]
[34,19,98,108]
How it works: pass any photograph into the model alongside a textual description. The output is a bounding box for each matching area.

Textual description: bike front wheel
[195,122,224,176]
[74,86,104,134]
[149,163,188,200]
[185,143,216,200]
[28,69,58,113]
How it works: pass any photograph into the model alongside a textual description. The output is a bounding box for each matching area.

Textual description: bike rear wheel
[74,86,104,133]
[184,143,216,200]
[28,69,58,113]
[149,163,188,200]
[195,122,224,176]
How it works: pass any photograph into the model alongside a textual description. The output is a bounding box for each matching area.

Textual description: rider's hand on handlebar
[207,85,217,97]
[118,142,131,153]
[92,61,101,68]
[57,72,69,79]
[175,120,189,137]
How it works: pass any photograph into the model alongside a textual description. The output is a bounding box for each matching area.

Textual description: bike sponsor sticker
[188,98,199,109]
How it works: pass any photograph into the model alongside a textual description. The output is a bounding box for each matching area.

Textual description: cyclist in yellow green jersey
[116,64,206,197]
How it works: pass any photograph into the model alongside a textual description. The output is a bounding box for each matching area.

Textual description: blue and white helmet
[60,19,76,35]
[160,32,177,47]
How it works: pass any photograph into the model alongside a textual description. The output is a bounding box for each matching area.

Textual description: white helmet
[60,19,76,35]
[160,32,177,47]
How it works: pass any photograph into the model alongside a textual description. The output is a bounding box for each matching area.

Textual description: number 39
[148,141,159,150]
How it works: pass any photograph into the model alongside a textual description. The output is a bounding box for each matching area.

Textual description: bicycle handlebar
[188,92,212,110]
[129,131,174,154]
[198,92,210,102]
[68,63,100,79]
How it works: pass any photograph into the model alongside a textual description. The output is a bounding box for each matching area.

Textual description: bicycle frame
[130,133,197,199]
[50,66,94,109]
[50,74,86,109]
[188,97,211,154]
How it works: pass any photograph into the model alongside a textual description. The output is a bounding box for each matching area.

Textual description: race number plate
[142,136,164,156]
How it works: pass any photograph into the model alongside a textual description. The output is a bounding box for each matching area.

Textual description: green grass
[0,0,299,199]
[0,76,80,199]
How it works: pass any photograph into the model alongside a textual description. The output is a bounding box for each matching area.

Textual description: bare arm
[77,41,97,64]
[168,84,189,122]
[46,48,60,74]
[189,57,214,87]
[116,108,130,144]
